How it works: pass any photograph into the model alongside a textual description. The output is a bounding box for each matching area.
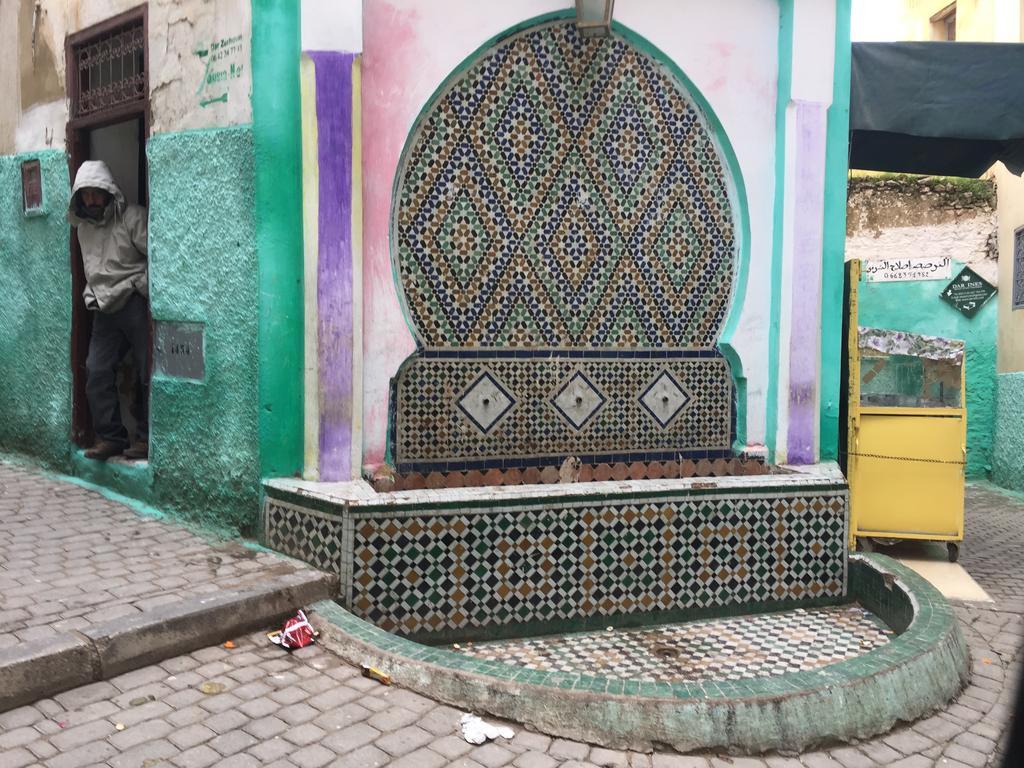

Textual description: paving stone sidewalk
[0,474,1020,767]
[0,461,317,649]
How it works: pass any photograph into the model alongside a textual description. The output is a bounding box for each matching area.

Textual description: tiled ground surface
[0,461,317,647]
[455,605,892,683]
[0,471,1021,767]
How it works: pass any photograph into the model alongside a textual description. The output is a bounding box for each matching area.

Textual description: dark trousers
[86,293,150,447]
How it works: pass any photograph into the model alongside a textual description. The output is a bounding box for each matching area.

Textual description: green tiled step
[309,554,968,754]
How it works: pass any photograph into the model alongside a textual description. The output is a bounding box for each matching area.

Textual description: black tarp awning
[850,41,1024,177]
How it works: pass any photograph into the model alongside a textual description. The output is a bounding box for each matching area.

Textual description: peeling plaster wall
[846,178,998,284]
[0,151,72,464]
[360,0,780,472]
[1,0,253,155]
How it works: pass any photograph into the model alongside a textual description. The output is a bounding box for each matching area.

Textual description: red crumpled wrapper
[270,609,316,650]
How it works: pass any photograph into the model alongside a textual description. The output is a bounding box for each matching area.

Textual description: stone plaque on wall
[21,159,42,214]
[1014,227,1024,311]
[863,257,951,282]
[154,322,205,381]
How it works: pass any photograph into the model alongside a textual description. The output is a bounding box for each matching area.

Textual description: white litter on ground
[460,713,514,744]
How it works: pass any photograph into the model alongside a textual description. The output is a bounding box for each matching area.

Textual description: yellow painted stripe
[350,55,364,480]
[300,54,321,480]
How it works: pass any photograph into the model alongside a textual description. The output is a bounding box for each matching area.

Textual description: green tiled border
[309,554,968,753]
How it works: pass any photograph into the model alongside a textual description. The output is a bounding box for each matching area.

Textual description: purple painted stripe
[311,52,356,481]
[787,101,828,464]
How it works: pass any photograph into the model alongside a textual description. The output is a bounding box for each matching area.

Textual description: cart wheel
[947,542,960,563]
[856,537,874,553]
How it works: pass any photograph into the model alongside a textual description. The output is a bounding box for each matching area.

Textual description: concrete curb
[0,570,335,712]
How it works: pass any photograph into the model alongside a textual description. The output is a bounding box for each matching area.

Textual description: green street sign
[940,266,996,319]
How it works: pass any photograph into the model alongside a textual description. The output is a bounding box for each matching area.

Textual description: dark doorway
[65,5,150,448]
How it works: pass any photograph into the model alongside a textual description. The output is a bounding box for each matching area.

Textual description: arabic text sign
[863,257,952,283]
[940,266,997,319]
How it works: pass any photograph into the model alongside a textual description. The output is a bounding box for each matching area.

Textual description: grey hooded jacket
[67,161,148,313]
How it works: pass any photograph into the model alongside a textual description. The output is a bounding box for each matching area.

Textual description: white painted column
[773,0,835,464]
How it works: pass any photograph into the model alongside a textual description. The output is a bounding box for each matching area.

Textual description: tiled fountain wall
[263,471,848,642]
[389,20,739,473]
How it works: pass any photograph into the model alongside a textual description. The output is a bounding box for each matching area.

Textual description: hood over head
[68,160,126,225]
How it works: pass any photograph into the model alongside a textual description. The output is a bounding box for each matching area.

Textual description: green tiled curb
[309,554,968,753]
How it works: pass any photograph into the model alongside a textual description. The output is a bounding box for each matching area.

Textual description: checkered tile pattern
[264,500,344,574]
[456,605,891,682]
[350,491,847,636]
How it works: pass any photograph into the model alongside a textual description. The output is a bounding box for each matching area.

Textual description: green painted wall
[252,0,304,480]
[766,0,794,462]
[820,0,853,462]
[857,263,996,478]
[147,126,261,532]
[993,372,1024,492]
[0,151,72,466]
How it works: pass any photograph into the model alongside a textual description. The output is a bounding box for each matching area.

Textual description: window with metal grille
[1013,227,1024,311]
[71,18,145,119]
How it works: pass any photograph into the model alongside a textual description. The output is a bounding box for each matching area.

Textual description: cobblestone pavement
[0,478,1020,767]
[0,461,315,648]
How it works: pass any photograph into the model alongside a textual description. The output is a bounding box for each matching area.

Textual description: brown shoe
[123,441,149,460]
[84,440,124,461]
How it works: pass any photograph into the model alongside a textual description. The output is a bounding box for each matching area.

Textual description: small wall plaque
[21,159,43,215]
[1014,227,1024,311]
[154,322,205,381]
[940,265,997,319]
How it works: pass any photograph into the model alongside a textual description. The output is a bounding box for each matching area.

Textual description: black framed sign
[940,265,997,319]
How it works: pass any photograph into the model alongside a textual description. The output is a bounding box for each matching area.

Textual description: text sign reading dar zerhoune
[940,266,996,319]
[154,322,205,381]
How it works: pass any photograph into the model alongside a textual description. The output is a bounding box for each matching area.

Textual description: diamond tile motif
[389,20,739,469]
[394,355,731,467]
[639,369,691,428]
[551,370,607,430]
[456,605,891,682]
[395,21,737,348]
[456,371,516,435]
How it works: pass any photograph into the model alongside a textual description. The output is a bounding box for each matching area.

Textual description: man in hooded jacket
[68,160,150,461]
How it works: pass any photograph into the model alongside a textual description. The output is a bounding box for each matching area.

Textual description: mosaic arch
[390,18,744,472]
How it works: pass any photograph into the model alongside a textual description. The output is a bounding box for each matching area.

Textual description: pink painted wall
[360,0,780,472]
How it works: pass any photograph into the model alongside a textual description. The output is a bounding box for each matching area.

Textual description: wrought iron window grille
[71,21,145,119]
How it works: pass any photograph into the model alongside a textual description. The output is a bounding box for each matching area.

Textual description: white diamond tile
[457,371,516,434]
[640,369,691,428]
[551,371,607,430]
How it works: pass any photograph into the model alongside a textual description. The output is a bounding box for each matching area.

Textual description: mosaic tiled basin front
[262,465,849,643]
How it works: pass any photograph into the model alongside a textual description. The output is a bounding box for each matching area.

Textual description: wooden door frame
[65,5,149,446]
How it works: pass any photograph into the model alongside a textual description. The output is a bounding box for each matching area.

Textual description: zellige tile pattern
[454,604,893,682]
[390,20,739,471]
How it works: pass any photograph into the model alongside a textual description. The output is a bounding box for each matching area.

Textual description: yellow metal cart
[845,260,967,562]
